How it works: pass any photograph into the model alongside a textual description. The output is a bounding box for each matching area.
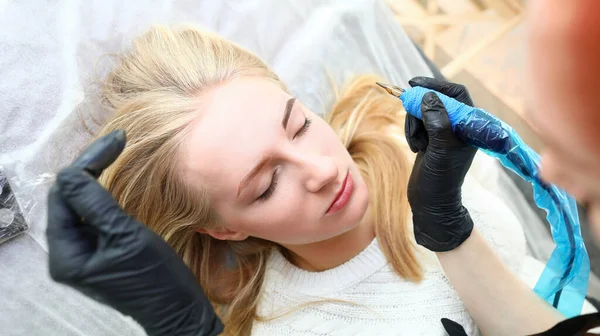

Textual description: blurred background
[387,0,536,149]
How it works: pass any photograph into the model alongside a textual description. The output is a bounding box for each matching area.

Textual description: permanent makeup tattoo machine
[377,82,589,317]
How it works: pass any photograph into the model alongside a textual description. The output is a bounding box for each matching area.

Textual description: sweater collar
[264,238,388,295]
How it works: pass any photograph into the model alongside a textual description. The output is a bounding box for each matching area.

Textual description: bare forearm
[436,228,564,335]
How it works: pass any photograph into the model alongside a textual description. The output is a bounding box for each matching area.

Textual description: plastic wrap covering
[0,169,28,244]
[0,0,436,334]
[400,87,590,317]
[0,0,433,251]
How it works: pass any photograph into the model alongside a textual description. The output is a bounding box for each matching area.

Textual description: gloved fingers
[56,167,132,235]
[440,318,469,336]
[46,184,97,281]
[56,128,132,235]
[409,76,474,107]
[420,92,455,142]
[404,114,428,153]
[47,184,80,235]
[71,130,126,178]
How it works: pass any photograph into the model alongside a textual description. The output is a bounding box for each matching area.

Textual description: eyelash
[293,117,312,139]
[258,169,279,201]
[257,117,312,201]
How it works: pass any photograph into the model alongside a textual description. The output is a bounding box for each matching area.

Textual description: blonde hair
[95,25,421,335]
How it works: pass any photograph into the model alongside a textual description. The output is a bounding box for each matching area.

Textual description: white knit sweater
[251,175,527,336]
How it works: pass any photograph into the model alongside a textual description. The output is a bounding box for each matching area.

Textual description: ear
[196,227,249,241]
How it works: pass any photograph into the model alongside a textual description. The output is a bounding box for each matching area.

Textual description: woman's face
[180,77,370,245]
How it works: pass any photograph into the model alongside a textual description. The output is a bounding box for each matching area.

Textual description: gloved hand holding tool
[404,77,477,252]
[46,130,224,336]
[378,75,588,317]
[399,78,566,335]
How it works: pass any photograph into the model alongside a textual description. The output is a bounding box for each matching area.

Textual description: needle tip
[375,82,404,98]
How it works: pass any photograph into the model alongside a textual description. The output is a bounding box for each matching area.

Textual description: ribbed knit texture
[251,176,526,336]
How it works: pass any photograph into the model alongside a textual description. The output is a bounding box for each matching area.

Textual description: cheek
[311,119,346,154]
[226,190,310,240]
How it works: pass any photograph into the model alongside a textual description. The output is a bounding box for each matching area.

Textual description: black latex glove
[441,318,468,336]
[529,312,600,336]
[405,77,477,252]
[46,130,224,336]
[443,313,600,336]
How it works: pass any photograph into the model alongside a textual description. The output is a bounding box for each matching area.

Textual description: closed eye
[256,117,311,202]
[257,169,279,201]
[293,117,312,139]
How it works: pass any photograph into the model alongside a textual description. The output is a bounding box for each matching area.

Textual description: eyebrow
[282,97,296,128]
[237,97,296,198]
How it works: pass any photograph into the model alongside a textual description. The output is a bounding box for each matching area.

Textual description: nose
[298,153,338,193]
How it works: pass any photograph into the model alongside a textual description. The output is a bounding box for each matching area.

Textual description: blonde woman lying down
[89,25,562,335]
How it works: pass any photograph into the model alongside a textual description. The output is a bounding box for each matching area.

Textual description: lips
[326,171,354,215]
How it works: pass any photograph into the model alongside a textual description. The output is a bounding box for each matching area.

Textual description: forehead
[180,77,290,197]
